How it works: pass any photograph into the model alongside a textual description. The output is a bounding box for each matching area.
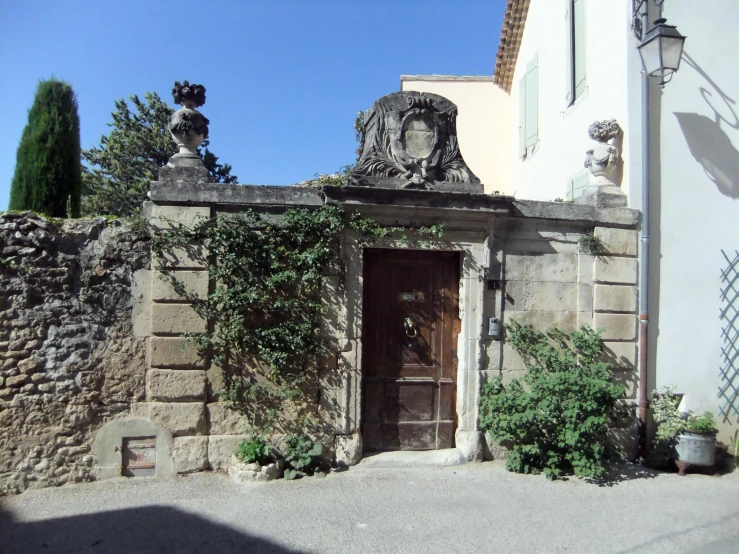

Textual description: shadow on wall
[675,52,739,198]
[0,504,306,554]
[674,112,739,198]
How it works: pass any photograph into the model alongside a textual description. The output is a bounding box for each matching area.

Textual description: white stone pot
[675,431,716,475]
[585,141,619,186]
[170,108,205,157]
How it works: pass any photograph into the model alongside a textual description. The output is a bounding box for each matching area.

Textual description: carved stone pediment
[349,92,483,193]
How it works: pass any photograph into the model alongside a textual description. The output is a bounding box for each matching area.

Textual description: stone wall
[0,213,149,494]
[483,215,640,460]
[0,187,641,492]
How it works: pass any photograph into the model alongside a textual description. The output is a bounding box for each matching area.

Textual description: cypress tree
[9,79,82,217]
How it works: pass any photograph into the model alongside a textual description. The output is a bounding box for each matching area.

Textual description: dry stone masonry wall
[0,213,149,493]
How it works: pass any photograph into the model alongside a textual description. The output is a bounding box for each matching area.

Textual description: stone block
[577,311,594,328]
[504,310,578,332]
[319,275,347,339]
[334,433,362,467]
[151,304,206,335]
[577,283,593,314]
[150,205,210,230]
[594,285,637,313]
[602,342,637,370]
[483,432,508,461]
[146,369,206,402]
[149,337,206,369]
[148,402,206,436]
[594,257,637,285]
[152,270,209,301]
[577,254,594,284]
[483,339,502,371]
[505,253,578,283]
[206,367,225,401]
[503,281,577,312]
[319,353,361,435]
[207,402,251,435]
[455,430,483,462]
[607,417,639,461]
[612,369,637,399]
[230,459,284,483]
[594,227,637,257]
[500,342,527,371]
[208,435,246,469]
[172,436,208,473]
[594,313,637,341]
[153,244,209,270]
[92,417,175,480]
[132,270,152,337]
[501,238,579,255]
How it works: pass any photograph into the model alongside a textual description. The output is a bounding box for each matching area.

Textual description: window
[566,170,589,201]
[566,0,586,105]
[518,56,539,158]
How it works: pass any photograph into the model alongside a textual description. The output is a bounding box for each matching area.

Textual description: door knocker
[403,317,418,338]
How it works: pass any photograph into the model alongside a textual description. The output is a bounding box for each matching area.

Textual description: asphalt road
[1,462,738,554]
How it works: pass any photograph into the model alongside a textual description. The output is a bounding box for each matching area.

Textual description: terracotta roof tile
[493,0,531,93]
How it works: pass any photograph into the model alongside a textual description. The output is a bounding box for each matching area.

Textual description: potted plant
[649,387,718,475]
[674,412,717,476]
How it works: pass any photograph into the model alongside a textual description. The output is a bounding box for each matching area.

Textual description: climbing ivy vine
[150,204,444,433]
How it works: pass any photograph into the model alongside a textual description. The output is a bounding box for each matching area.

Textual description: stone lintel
[512,200,639,227]
[150,182,324,206]
[323,186,512,213]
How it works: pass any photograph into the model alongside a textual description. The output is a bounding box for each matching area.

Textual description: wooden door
[362,250,460,452]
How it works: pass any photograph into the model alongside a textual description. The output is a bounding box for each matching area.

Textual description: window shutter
[524,58,539,148]
[565,0,574,105]
[567,171,590,200]
[519,75,526,157]
[573,0,586,98]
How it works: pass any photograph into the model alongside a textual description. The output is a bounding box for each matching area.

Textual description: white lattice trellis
[719,250,739,423]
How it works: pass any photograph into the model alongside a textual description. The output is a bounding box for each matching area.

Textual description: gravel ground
[1,462,738,554]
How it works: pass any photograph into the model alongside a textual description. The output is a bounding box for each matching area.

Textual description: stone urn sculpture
[169,80,209,161]
[584,119,622,186]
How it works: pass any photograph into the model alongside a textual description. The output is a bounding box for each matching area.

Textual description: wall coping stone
[150,181,638,228]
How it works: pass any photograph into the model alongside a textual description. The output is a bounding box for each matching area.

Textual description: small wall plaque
[399,292,425,303]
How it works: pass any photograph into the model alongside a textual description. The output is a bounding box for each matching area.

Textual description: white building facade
[403,0,739,448]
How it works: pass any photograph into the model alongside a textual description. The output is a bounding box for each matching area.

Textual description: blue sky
[0,0,505,210]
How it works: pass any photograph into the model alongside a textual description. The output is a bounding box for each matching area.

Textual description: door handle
[404,317,418,338]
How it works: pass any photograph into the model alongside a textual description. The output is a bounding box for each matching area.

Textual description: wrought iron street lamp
[637,18,687,86]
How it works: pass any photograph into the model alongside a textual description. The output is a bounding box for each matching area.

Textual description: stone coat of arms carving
[349,92,482,193]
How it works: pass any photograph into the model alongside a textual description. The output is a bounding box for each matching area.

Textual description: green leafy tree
[82,92,237,216]
[9,79,82,217]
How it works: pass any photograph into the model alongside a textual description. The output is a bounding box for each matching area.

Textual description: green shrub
[236,436,273,466]
[9,79,81,217]
[479,321,625,480]
[282,434,323,480]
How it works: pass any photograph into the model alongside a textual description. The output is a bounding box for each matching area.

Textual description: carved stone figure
[169,81,209,161]
[584,119,622,187]
[349,92,483,193]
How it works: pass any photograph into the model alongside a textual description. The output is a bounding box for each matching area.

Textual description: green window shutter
[565,0,574,105]
[567,171,590,200]
[573,0,586,99]
[518,75,526,157]
[524,58,539,149]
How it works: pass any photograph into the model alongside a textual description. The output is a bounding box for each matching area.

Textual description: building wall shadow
[0,504,306,554]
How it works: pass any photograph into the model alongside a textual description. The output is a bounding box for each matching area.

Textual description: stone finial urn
[169,80,209,161]
[584,119,622,186]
